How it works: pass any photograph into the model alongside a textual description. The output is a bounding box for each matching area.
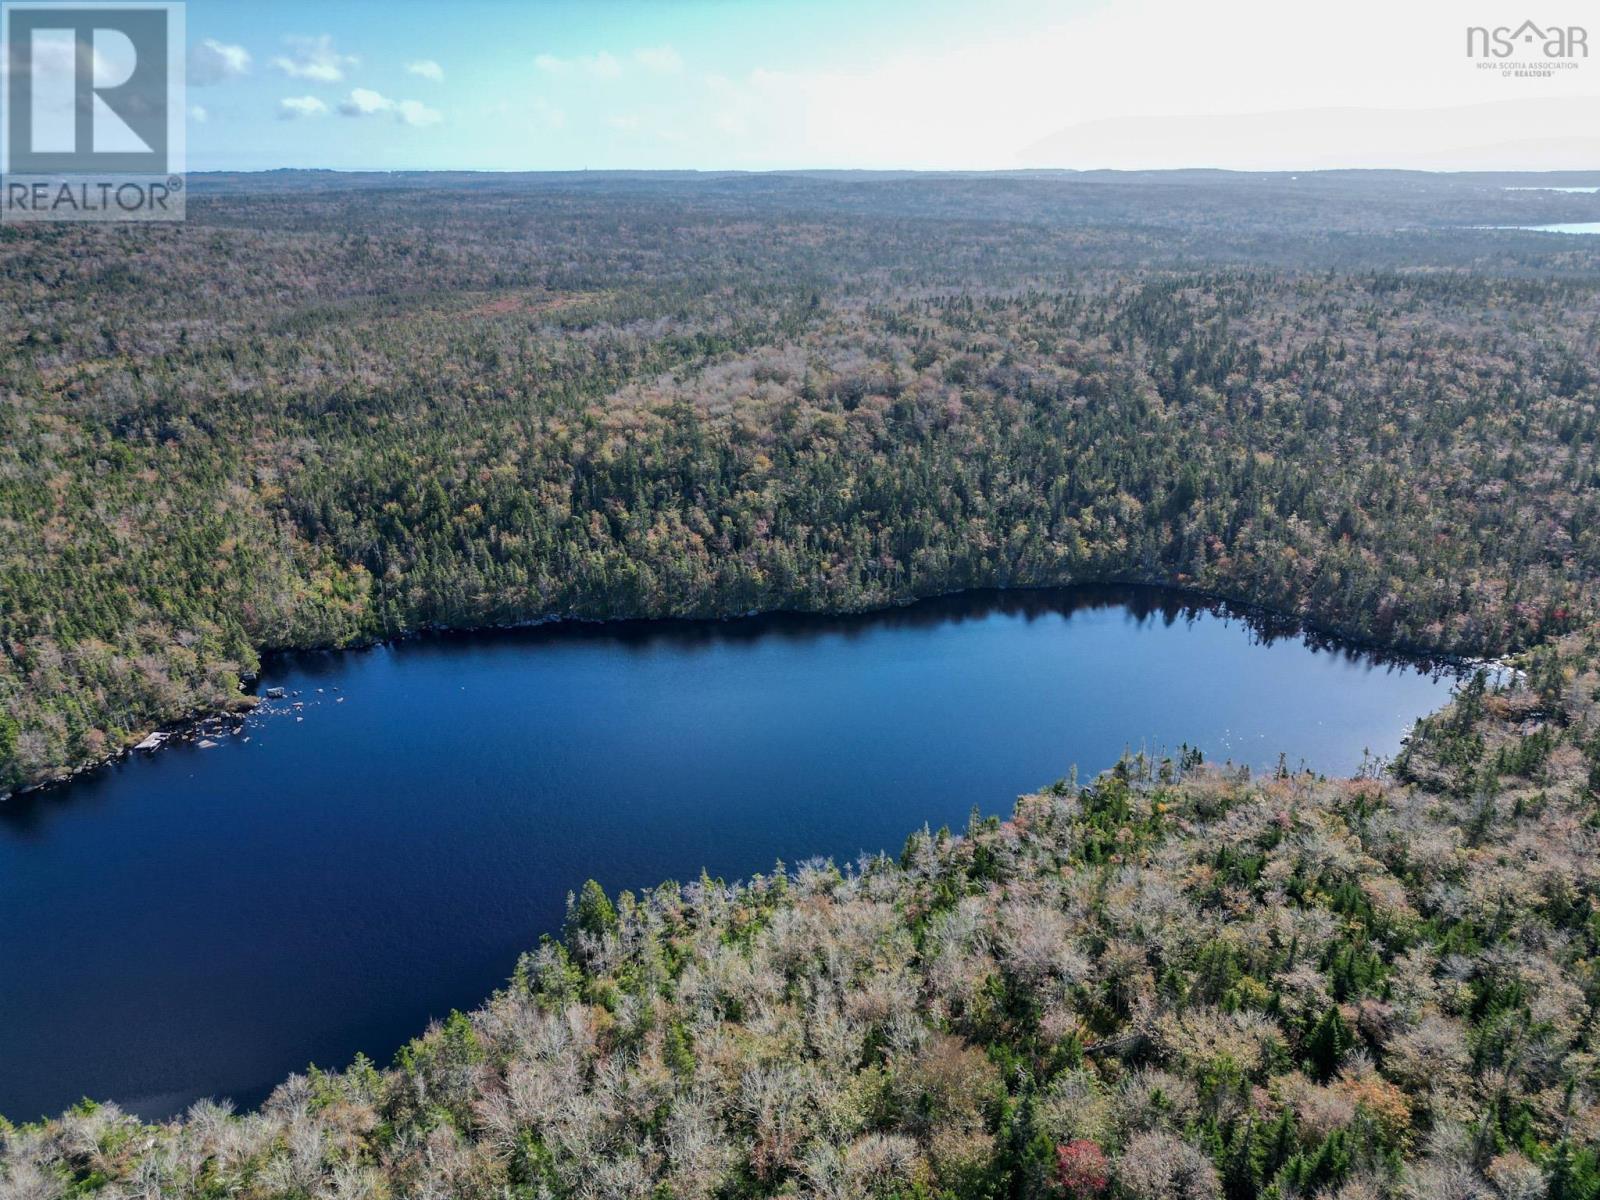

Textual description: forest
[5,604,1600,1199]
[4,170,1600,792]
[5,170,1600,1196]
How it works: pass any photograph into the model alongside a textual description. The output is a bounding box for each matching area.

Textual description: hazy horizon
[183,162,1600,178]
[159,0,1600,173]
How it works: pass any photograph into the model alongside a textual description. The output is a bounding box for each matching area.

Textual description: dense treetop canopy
[4,171,1598,792]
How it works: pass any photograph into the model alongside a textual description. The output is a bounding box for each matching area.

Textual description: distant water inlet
[0,587,1459,1121]
[1485,222,1600,234]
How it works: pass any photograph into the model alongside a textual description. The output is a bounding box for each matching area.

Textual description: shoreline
[2,578,1511,805]
[2,696,260,804]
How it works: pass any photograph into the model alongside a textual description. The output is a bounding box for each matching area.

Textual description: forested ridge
[3,171,1600,792]
[6,620,1600,1198]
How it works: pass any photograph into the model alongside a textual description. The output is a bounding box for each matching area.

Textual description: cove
[0,586,1458,1122]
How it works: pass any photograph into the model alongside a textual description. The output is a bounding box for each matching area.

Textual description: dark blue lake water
[0,587,1457,1121]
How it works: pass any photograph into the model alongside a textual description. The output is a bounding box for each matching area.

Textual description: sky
[174,0,1600,172]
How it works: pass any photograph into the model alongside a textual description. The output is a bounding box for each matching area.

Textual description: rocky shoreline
[0,693,259,805]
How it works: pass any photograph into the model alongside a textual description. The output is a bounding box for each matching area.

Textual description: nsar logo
[1467,19,1588,59]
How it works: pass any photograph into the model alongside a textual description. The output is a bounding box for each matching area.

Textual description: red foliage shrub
[1056,1139,1110,1197]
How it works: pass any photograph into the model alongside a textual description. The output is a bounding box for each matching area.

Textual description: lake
[1495,222,1600,234]
[0,587,1458,1121]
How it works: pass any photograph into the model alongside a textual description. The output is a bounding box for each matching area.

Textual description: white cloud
[339,87,392,116]
[633,46,683,74]
[16,33,126,94]
[271,34,356,83]
[189,38,250,86]
[189,104,208,123]
[338,88,441,128]
[395,99,442,127]
[710,0,1600,169]
[277,95,328,119]
[534,50,623,80]
[15,33,77,95]
[405,59,444,82]
[607,114,641,132]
